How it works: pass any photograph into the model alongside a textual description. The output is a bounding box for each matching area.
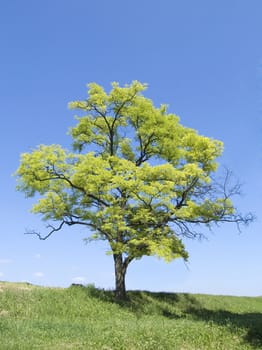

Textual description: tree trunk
[113,253,128,300]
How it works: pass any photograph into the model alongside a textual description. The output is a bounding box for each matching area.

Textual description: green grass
[0,281,262,349]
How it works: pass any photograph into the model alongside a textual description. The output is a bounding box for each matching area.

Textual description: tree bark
[113,253,128,300]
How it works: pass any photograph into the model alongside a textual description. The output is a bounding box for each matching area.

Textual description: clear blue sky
[1,0,261,296]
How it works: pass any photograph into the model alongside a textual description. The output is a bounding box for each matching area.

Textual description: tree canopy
[16,81,253,299]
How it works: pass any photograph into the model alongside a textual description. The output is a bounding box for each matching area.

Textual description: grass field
[0,281,261,349]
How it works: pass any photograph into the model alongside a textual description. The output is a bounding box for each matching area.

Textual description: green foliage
[15,81,252,296]
[0,282,261,349]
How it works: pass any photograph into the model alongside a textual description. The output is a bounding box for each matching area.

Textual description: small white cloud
[0,272,4,277]
[0,259,12,264]
[72,276,86,284]
[33,272,44,278]
[34,254,41,259]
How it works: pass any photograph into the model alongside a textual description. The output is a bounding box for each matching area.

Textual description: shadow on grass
[70,284,262,348]
[70,283,199,316]
[186,307,262,348]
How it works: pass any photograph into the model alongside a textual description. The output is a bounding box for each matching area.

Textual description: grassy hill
[0,281,261,349]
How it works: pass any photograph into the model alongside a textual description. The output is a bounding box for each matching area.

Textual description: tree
[16,81,253,300]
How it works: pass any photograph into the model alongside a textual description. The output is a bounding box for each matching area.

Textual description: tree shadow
[70,283,199,316]
[186,306,262,348]
[70,284,262,348]
[124,290,201,318]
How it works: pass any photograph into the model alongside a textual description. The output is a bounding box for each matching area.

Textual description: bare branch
[25,221,66,240]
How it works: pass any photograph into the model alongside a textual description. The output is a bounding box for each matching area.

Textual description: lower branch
[25,221,66,240]
[25,218,112,241]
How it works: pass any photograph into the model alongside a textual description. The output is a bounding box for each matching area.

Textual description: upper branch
[135,133,156,166]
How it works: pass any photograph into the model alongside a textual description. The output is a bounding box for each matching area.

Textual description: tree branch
[135,132,156,166]
[123,255,134,270]
[25,216,113,241]
[175,177,199,209]
[35,165,110,208]
[25,221,66,240]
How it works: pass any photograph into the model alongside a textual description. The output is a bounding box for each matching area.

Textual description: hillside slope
[0,282,261,349]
